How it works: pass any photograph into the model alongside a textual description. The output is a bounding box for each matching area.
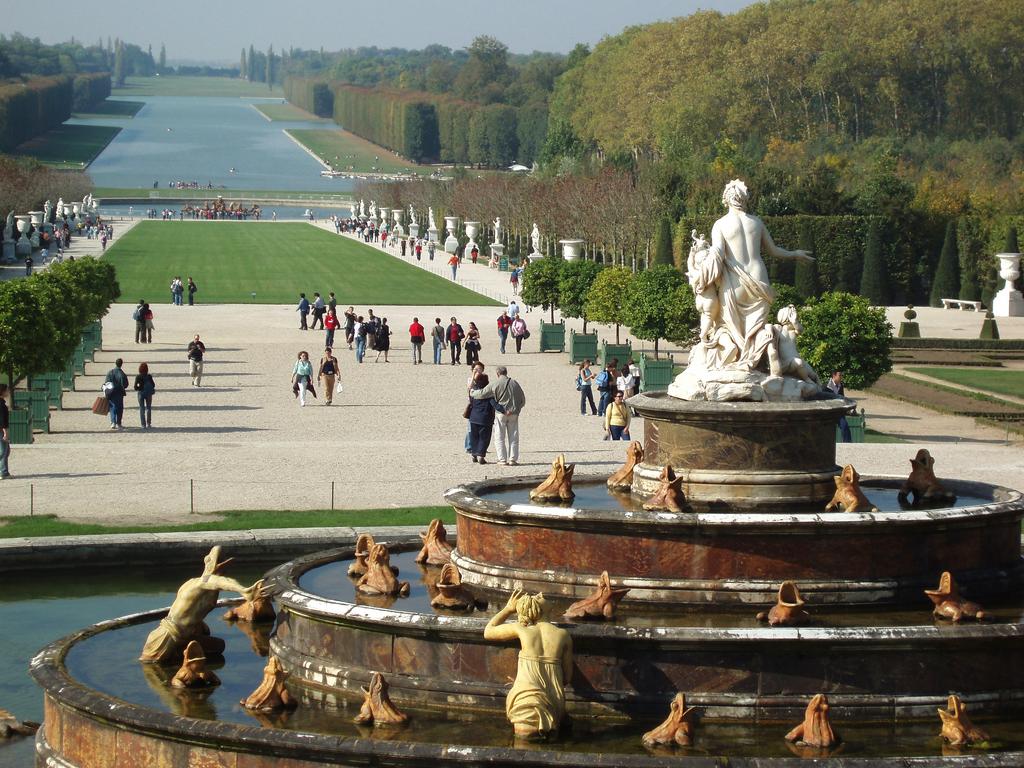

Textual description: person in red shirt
[496,311,512,354]
[415,241,423,261]
[448,253,459,280]
[409,317,426,364]
[471,245,479,263]
[324,308,340,348]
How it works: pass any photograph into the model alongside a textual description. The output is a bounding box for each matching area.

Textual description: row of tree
[0,258,120,400]
[0,72,112,152]
[0,154,92,216]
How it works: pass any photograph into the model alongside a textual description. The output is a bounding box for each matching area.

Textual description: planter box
[73,341,88,374]
[638,353,675,392]
[61,360,76,390]
[599,340,632,366]
[14,389,49,432]
[30,373,63,409]
[8,407,32,444]
[568,330,598,364]
[538,319,565,352]
[837,413,866,443]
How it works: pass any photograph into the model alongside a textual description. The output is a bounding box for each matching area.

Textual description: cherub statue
[484,589,573,740]
[428,207,436,231]
[531,222,541,254]
[686,230,721,343]
[768,305,820,388]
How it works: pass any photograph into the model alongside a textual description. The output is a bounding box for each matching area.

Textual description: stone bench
[941,298,983,311]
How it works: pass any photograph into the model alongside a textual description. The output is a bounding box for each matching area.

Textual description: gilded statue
[756,581,811,626]
[530,454,575,502]
[170,641,220,688]
[925,571,986,622]
[415,518,453,566]
[563,571,629,621]
[898,449,956,506]
[642,693,697,748]
[356,543,410,597]
[139,546,268,663]
[484,589,573,739]
[241,656,297,712]
[785,693,840,748]
[607,441,643,492]
[938,695,990,747]
[354,672,408,726]
[824,465,878,513]
[642,465,685,513]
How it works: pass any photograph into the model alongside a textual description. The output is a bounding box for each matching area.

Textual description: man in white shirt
[507,300,520,319]
[616,368,636,399]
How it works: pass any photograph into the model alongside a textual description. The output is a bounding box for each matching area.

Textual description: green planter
[568,330,598,364]
[14,389,49,433]
[538,320,566,352]
[638,353,675,393]
[837,412,866,443]
[499,256,509,272]
[8,407,33,444]
[600,340,633,366]
[89,320,103,350]
[61,360,76,390]
[73,340,88,374]
[79,332,95,362]
[30,373,63,409]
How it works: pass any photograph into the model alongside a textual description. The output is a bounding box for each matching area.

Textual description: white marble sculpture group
[668,180,821,402]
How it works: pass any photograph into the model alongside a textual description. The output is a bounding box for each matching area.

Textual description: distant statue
[669,180,818,402]
[369,201,377,220]
[409,205,417,226]
[484,589,573,740]
[43,200,52,223]
[139,546,268,664]
[427,207,436,231]
[493,217,502,243]
[56,197,64,217]
[3,211,12,241]
[359,199,366,218]
[530,222,541,255]
[349,204,358,220]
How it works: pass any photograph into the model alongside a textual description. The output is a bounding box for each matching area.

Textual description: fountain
[25,181,1024,765]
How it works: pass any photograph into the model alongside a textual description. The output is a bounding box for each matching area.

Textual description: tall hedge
[930,221,960,307]
[72,73,112,112]
[0,75,73,152]
[794,219,819,300]
[859,219,889,305]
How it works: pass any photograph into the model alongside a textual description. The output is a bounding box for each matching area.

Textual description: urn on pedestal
[992,252,1023,317]
[444,215,460,254]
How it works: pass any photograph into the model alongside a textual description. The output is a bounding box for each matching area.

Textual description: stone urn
[444,215,460,254]
[15,216,32,255]
[465,221,480,259]
[993,252,1023,317]
[560,239,585,261]
[29,211,43,227]
[490,243,505,264]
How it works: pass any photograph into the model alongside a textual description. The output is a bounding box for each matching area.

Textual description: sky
[5,0,754,63]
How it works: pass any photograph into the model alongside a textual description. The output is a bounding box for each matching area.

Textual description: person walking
[296,294,310,330]
[427,240,436,261]
[577,360,597,415]
[133,299,146,344]
[510,267,520,295]
[324,307,340,349]
[467,371,496,464]
[344,306,356,349]
[827,370,852,442]
[187,277,198,306]
[134,362,156,429]
[187,334,206,386]
[510,315,528,353]
[409,317,426,364]
[431,317,446,365]
[496,311,512,354]
[172,277,184,306]
[292,351,314,407]
[604,391,632,441]
[310,292,326,330]
[142,303,154,343]
[353,315,367,363]
[103,358,129,430]
[596,362,616,416]
[318,347,339,406]
[0,383,11,479]
[448,252,459,280]
[470,365,526,466]
[365,310,379,351]
[446,316,465,365]
[465,322,482,367]
[327,291,338,314]
[415,240,423,261]
[374,318,392,362]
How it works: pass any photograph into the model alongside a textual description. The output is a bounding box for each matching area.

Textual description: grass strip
[14,124,121,168]
[254,103,325,121]
[73,100,145,118]
[904,367,1024,400]
[287,128,424,175]
[863,428,905,444]
[113,75,281,98]
[870,373,1024,421]
[105,220,499,305]
[0,506,454,539]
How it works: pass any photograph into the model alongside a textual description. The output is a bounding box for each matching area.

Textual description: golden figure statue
[484,589,573,739]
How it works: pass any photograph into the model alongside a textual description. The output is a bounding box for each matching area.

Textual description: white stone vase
[993,252,1023,317]
[444,215,460,254]
[29,211,43,227]
[559,239,585,261]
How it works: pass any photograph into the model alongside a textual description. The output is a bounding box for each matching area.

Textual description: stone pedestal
[2,239,14,263]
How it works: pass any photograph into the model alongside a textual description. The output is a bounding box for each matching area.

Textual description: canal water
[69,96,355,193]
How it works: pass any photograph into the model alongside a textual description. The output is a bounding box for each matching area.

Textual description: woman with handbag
[465,322,482,367]
[292,351,314,407]
[466,372,496,464]
[604,391,632,441]
[133,362,156,428]
[510,316,528,354]
[318,348,340,406]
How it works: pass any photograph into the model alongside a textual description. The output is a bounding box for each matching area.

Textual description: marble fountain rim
[444,475,1024,530]
[31,613,1024,768]
[264,542,1024,646]
[626,390,856,421]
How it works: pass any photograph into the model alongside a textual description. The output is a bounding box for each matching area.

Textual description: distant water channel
[70,96,355,193]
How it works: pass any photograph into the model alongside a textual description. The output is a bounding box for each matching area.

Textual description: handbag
[92,396,109,416]
[335,381,343,395]
[523,330,531,339]
[462,401,472,419]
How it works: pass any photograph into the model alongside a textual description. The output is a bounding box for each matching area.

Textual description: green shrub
[798,291,893,389]
[930,220,960,307]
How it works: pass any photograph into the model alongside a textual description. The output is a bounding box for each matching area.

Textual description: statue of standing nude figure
[484,589,573,740]
[669,179,821,402]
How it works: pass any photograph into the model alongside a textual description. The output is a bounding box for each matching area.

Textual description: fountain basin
[447,476,1024,606]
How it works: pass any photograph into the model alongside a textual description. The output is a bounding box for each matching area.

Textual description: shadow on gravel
[150,405,262,411]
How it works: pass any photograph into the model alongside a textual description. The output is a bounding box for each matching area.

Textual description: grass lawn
[73,99,145,119]
[105,221,500,305]
[113,75,279,98]
[864,428,905,443]
[0,505,454,538]
[94,187,351,201]
[13,124,120,168]
[287,128,424,175]
[254,102,325,121]
[905,367,1024,400]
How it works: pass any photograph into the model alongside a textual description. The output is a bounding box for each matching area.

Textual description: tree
[240,48,246,79]
[558,260,603,332]
[266,45,274,89]
[520,257,562,322]
[624,265,687,358]
[859,219,889,305]
[158,44,166,71]
[652,216,674,266]
[798,292,892,390]
[248,45,256,81]
[112,41,124,86]
[586,266,634,343]
[0,280,58,401]
[929,220,959,307]
[794,220,819,300]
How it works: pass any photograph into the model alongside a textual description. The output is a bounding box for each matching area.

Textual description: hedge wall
[282,77,334,118]
[0,75,73,152]
[72,73,111,112]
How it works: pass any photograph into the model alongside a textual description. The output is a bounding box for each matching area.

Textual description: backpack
[596,371,610,391]
[132,307,142,321]
[358,324,368,338]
